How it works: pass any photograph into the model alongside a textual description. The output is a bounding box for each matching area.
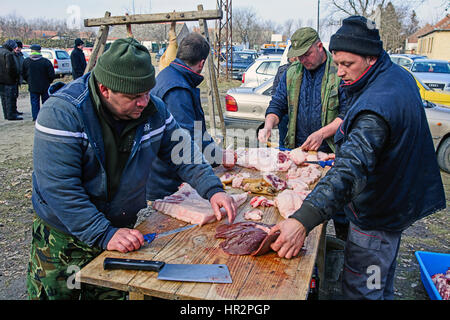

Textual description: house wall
[418,31,450,60]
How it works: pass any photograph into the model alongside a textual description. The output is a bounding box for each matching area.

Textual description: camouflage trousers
[27,216,127,300]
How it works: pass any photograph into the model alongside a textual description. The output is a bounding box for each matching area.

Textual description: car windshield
[233,53,255,62]
[411,61,450,74]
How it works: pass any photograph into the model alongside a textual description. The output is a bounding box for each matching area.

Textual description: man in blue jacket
[147,32,235,201]
[269,16,445,300]
[27,38,236,300]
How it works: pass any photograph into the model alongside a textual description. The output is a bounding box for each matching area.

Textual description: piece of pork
[244,208,263,221]
[236,147,292,172]
[153,184,247,226]
[263,173,287,191]
[289,148,308,165]
[274,189,305,219]
[215,222,279,256]
[250,196,275,208]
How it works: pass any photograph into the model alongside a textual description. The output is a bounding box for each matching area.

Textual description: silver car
[389,54,427,70]
[241,55,281,88]
[23,48,72,77]
[224,78,450,173]
[411,59,450,92]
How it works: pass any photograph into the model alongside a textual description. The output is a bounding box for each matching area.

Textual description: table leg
[316,222,327,291]
[129,291,145,300]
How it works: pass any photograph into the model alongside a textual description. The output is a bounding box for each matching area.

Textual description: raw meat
[274,189,305,219]
[289,148,308,165]
[153,184,247,226]
[263,173,287,191]
[244,208,263,221]
[432,268,450,300]
[215,222,280,256]
[250,196,275,208]
[236,147,292,172]
[286,165,322,186]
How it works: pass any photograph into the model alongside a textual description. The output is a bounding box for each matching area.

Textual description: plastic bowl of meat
[414,251,450,300]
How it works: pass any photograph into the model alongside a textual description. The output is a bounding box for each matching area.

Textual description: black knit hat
[329,15,383,56]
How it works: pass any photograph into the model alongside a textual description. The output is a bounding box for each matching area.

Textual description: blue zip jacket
[32,73,223,249]
[146,58,222,200]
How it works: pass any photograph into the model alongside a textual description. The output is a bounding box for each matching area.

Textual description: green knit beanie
[93,38,155,94]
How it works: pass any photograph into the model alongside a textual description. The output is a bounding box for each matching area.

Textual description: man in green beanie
[259,27,349,240]
[27,38,236,300]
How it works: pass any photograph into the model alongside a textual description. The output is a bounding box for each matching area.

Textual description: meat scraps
[215,222,280,256]
[432,268,450,300]
[236,147,292,172]
[153,183,248,226]
[250,196,275,208]
[244,208,263,221]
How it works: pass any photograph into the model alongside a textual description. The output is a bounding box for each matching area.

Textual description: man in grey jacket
[27,38,236,300]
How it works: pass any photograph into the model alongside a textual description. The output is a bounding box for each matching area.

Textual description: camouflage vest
[284,50,341,151]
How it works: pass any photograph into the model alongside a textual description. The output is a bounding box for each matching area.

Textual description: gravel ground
[0,86,448,300]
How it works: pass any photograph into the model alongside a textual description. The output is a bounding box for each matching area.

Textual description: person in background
[146,32,236,201]
[0,39,22,120]
[269,16,445,300]
[22,44,55,121]
[70,38,87,80]
[13,40,25,117]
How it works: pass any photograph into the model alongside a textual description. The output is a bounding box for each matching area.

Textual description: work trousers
[342,222,402,300]
[0,84,17,119]
[30,91,49,121]
[27,216,127,300]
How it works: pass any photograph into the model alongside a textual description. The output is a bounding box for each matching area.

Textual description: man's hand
[210,192,237,224]
[258,127,272,144]
[222,149,237,169]
[107,228,145,253]
[269,218,307,259]
[300,130,324,151]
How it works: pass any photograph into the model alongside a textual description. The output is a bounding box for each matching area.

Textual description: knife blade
[304,160,334,168]
[103,257,232,283]
[143,224,198,244]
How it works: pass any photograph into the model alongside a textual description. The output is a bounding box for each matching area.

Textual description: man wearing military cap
[259,27,349,240]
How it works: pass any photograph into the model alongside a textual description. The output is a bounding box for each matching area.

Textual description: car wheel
[437,137,450,173]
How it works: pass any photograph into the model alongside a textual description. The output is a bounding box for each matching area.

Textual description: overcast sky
[1,0,448,36]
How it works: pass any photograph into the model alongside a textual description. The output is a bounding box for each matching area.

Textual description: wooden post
[198,5,226,147]
[84,11,111,74]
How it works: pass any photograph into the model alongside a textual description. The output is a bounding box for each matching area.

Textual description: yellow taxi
[403,67,450,107]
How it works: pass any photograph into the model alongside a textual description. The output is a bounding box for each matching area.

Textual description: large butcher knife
[103,258,232,283]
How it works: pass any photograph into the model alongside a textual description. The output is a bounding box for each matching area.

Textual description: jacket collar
[169,58,204,88]
[341,50,391,94]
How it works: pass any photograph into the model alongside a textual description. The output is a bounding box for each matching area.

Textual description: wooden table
[79,166,327,300]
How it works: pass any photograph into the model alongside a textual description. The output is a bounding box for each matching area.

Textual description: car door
[255,61,280,86]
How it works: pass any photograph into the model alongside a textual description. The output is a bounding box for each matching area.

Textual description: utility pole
[215,0,232,79]
[317,0,320,33]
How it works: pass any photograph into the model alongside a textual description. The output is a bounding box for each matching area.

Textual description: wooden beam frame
[84,10,222,27]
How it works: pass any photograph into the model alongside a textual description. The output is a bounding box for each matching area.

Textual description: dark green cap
[287,27,319,58]
[93,38,155,94]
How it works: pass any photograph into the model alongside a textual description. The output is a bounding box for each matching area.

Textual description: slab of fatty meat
[236,147,292,172]
[215,222,280,256]
[152,183,248,226]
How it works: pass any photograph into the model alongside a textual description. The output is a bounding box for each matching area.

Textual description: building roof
[407,24,434,43]
[418,14,450,38]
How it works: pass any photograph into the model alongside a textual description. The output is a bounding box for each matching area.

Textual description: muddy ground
[0,80,448,300]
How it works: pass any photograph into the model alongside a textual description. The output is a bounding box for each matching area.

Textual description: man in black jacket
[70,38,87,80]
[22,44,55,121]
[0,39,22,120]
[269,16,445,300]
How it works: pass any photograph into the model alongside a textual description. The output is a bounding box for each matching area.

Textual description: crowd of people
[0,38,87,121]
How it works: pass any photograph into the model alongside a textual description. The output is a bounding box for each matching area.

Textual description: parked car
[410,59,450,92]
[403,67,450,107]
[424,100,450,173]
[23,47,72,77]
[390,54,427,70]
[241,55,281,87]
[224,77,273,129]
[221,51,258,80]
[224,77,450,173]
[260,48,284,55]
